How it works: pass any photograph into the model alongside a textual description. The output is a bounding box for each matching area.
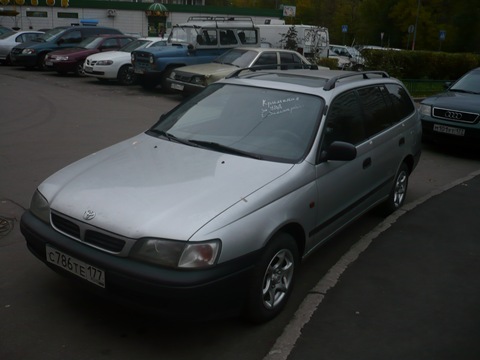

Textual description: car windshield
[38,27,66,42]
[450,69,480,94]
[148,83,323,163]
[0,32,12,39]
[168,26,196,44]
[78,36,105,49]
[119,39,153,52]
[213,49,258,67]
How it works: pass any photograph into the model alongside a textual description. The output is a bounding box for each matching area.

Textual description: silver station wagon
[21,68,422,323]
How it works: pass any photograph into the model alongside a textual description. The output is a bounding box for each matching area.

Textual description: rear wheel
[381,162,409,215]
[244,232,298,323]
[117,64,137,85]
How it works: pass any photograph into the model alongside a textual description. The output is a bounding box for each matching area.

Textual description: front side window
[323,90,365,147]
[148,84,323,163]
[357,86,391,137]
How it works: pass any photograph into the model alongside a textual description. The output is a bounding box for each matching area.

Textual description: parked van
[10,25,123,70]
[258,21,329,58]
[131,16,260,90]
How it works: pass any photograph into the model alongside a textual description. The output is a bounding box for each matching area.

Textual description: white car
[0,30,44,64]
[83,37,166,85]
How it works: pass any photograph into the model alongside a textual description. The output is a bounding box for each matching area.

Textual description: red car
[45,34,135,76]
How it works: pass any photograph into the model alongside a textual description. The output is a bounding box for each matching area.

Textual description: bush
[361,49,480,80]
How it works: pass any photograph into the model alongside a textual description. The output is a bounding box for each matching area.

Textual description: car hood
[176,62,237,76]
[49,47,96,57]
[86,50,129,61]
[422,91,480,113]
[39,133,294,241]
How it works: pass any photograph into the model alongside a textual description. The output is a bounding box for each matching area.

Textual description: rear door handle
[399,137,405,146]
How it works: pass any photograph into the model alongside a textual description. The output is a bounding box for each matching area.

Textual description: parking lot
[1,65,480,360]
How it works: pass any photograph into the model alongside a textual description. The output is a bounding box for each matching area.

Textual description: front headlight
[131,238,221,268]
[169,71,176,79]
[191,75,206,86]
[22,48,36,55]
[95,60,113,66]
[149,55,154,64]
[419,104,432,116]
[30,190,51,224]
[55,55,69,61]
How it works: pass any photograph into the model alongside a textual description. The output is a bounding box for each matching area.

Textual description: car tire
[37,53,48,71]
[244,232,298,324]
[117,64,137,85]
[160,66,178,93]
[381,162,409,215]
[75,61,85,77]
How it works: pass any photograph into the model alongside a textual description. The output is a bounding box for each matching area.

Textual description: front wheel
[381,162,409,215]
[244,232,298,323]
[117,65,137,85]
[75,61,85,77]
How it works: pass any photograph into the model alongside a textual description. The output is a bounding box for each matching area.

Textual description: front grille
[51,212,126,254]
[10,48,22,55]
[52,213,80,238]
[433,107,479,124]
[85,230,125,252]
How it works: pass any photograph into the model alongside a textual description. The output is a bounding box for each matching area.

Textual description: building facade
[0,1,281,37]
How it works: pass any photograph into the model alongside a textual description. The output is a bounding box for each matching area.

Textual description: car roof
[223,68,396,93]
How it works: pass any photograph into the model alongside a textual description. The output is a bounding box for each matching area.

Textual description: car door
[309,89,380,249]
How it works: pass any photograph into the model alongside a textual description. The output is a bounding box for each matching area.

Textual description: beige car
[167,47,315,95]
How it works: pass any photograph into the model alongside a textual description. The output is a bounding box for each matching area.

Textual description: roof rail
[226,64,319,79]
[323,71,390,91]
[187,16,254,24]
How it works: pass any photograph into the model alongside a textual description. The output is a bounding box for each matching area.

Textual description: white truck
[258,20,329,58]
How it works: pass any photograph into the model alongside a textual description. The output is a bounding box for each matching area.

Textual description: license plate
[134,69,144,74]
[433,124,465,136]
[45,61,53,66]
[84,66,93,73]
[171,83,184,91]
[46,245,105,288]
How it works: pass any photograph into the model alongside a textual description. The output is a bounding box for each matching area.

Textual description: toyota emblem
[83,210,96,221]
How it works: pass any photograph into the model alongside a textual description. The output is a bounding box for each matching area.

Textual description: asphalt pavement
[266,171,480,360]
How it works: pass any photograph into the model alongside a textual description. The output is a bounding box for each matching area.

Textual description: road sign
[342,25,348,33]
[439,30,446,41]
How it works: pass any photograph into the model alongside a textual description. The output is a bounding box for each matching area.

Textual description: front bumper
[21,211,258,319]
[421,116,480,146]
[10,52,37,67]
[166,78,204,94]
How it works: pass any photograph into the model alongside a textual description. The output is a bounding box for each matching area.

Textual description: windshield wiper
[450,88,479,94]
[148,129,199,147]
[189,140,263,159]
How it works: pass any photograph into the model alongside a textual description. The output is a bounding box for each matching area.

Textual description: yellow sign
[61,0,68,7]
[15,0,25,5]
[46,0,55,6]
[31,0,38,5]
[0,0,10,5]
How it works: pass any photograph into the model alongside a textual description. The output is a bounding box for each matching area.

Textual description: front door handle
[363,157,372,169]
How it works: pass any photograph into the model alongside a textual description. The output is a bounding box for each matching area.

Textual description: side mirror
[320,141,357,162]
[187,44,195,52]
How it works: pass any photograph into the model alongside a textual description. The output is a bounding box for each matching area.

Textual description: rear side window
[384,83,415,121]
